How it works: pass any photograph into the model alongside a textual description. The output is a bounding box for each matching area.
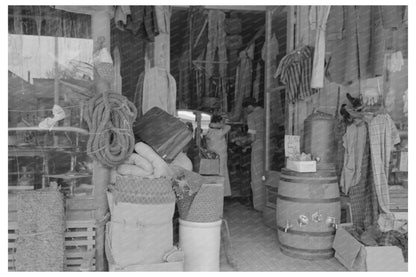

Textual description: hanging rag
[261,33,279,65]
[112,46,122,94]
[125,6,159,42]
[114,6,131,31]
[274,45,314,103]
[311,6,331,89]
[248,106,265,211]
[326,6,385,85]
[205,10,227,78]
[368,113,400,214]
[190,7,209,60]
[347,127,379,230]
[230,44,254,121]
[252,63,262,102]
[155,6,171,34]
[141,67,177,116]
[340,120,367,194]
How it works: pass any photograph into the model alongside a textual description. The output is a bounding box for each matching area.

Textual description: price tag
[284,135,300,157]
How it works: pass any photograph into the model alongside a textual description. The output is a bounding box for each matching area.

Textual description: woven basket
[177,192,196,220]
[186,183,224,222]
[114,176,175,204]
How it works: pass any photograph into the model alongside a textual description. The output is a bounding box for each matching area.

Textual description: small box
[286,160,316,173]
[333,225,407,271]
[198,158,220,175]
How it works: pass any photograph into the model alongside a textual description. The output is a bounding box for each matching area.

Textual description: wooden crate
[8,220,96,272]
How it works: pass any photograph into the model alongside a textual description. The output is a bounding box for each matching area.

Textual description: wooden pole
[264,9,272,172]
[54,6,113,270]
[90,7,112,272]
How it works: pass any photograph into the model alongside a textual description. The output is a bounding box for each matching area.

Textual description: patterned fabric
[206,10,227,78]
[368,113,400,214]
[274,45,315,103]
[348,127,379,229]
[247,106,265,211]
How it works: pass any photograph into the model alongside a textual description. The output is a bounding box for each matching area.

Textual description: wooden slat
[65,231,95,238]
[8,222,18,230]
[64,258,96,265]
[66,220,95,228]
[65,240,95,247]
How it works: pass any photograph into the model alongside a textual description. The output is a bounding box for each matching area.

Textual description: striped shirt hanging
[274,45,315,103]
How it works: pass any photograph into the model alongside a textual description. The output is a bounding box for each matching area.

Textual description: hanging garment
[125,6,159,42]
[114,6,131,30]
[340,120,367,194]
[381,6,404,29]
[348,128,379,230]
[274,45,314,103]
[326,6,385,85]
[155,6,171,34]
[113,46,122,94]
[252,63,262,102]
[206,126,232,197]
[230,44,255,121]
[261,33,279,68]
[247,106,265,211]
[311,6,331,89]
[190,7,209,60]
[368,113,400,214]
[141,67,176,116]
[205,10,227,78]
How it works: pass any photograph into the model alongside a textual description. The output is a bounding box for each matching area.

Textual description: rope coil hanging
[83,90,137,168]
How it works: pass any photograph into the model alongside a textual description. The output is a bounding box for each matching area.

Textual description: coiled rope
[83,90,137,168]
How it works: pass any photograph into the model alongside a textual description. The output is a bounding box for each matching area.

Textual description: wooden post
[91,8,112,272]
[54,6,113,271]
[264,8,272,172]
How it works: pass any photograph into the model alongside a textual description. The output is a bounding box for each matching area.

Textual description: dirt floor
[219,198,347,271]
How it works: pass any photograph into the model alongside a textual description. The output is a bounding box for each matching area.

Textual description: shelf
[8,126,89,136]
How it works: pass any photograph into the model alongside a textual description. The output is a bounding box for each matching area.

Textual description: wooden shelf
[8,126,89,136]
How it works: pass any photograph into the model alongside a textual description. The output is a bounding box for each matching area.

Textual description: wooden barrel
[276,168,340,260]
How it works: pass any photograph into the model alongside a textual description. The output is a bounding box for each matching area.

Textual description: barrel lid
[281,168,336,178]
[305,111,335,121]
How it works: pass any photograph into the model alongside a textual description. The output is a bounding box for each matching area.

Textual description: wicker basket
[114,176,175,204]
[185,183,224,223]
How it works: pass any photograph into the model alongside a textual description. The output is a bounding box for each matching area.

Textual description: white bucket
[179,219,222,271]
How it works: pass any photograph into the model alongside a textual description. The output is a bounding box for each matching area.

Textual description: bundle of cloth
[111,142,173,182]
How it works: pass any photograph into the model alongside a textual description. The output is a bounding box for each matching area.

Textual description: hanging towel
[368,113,400,214]
[141,67,176,116]
[340,120,367,194]
[206,10,227,78]
[230,44,254,121]
[311,6,331,89]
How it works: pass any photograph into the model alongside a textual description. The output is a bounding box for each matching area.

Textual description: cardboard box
[333,225,407,271]
[286,160,316,172]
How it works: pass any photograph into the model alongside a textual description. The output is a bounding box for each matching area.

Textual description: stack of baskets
[172,168,225,271]
[106,175,184,271]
